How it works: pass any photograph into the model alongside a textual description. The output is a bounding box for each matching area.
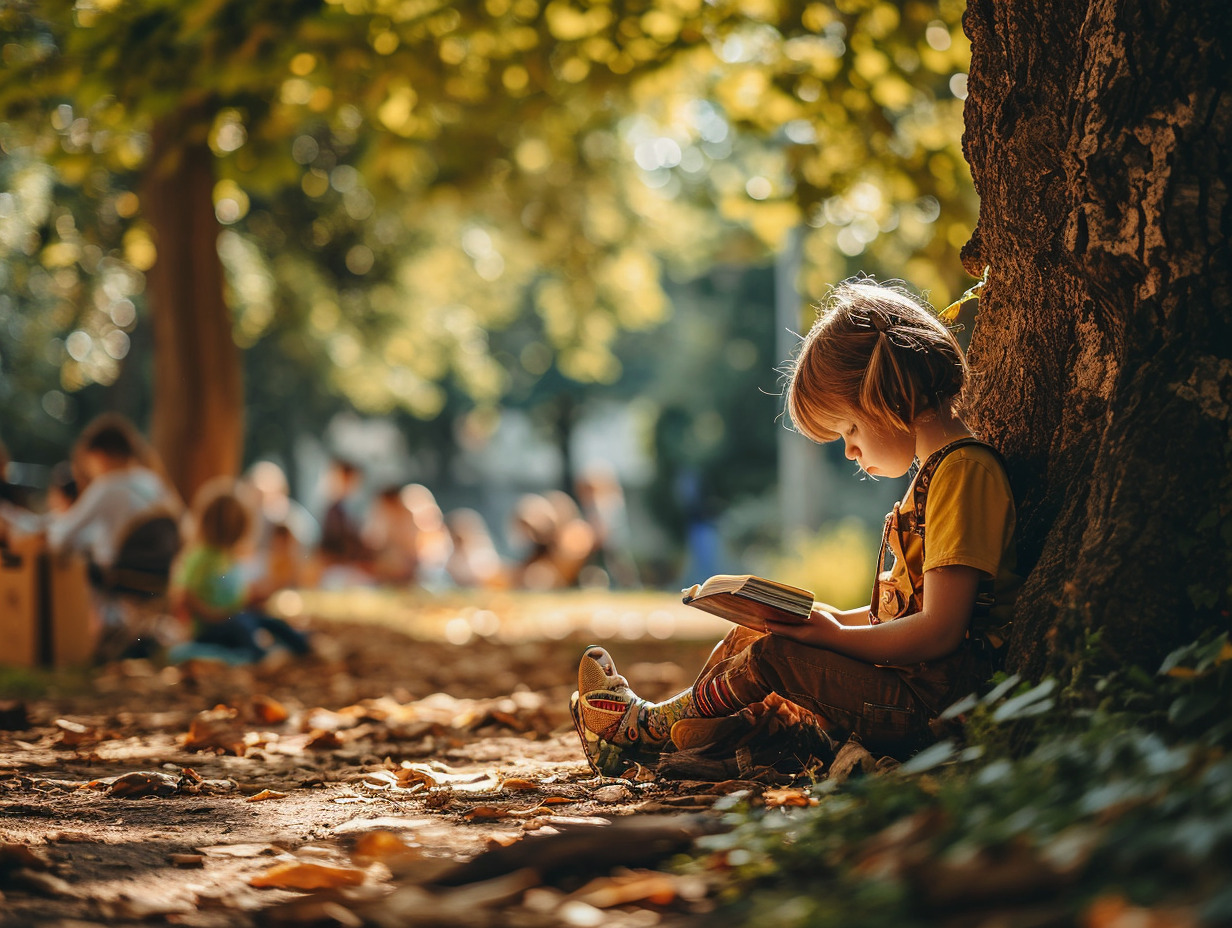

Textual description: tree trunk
[141,113,244,504]
[960,0,1232,680]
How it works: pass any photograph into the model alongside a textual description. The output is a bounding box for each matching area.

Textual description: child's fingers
[763,614,811,640]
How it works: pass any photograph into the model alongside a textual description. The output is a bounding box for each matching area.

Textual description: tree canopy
[0,0,975,467]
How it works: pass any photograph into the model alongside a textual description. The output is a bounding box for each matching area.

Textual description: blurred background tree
[0,0,974,579]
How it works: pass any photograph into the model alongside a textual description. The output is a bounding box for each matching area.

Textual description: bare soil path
[1,591,763,928]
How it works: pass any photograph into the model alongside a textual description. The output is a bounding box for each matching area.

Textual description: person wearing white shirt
[47,417,178,570]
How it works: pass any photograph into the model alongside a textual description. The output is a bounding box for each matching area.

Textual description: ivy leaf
[981,673,1023,706]
[938,692,978,720]
[990,679,1057,724]
[1168,692,1220,728]
[896,740,955,775]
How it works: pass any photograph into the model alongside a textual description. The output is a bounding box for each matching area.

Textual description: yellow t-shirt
[883,444,1020,648]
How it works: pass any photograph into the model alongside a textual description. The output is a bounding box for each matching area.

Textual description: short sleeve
[921,451,1015,578]
[172,546,246,612]
[171,547,207,597]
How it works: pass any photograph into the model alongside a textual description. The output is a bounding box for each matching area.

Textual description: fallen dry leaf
[54,718,98,748]
[250,860,368,891]
[185,706,247,756]
[301,707,356,733]
[829,738,877,783]
[463,806,508,822]
[246,789,288,802]
[591,785,635,803]
[252,695,290,725]
[498,777,540,792]
[106,771,182,799]
[763,787,816,808]
[351,830,423,870]
[485,834,522,849]
[305,729,343,751]
[569,870,684,908]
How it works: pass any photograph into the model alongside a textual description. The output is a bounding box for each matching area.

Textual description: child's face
[818,410,916,479]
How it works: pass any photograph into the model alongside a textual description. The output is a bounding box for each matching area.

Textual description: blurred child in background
[169,480,310,665]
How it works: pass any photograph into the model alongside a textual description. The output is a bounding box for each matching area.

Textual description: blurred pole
[775,227,828,540]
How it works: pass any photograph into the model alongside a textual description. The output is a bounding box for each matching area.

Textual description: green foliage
[0,0,977,434]
[0,664,91,700]
[690,632,1232,925]
[763,519,877,610]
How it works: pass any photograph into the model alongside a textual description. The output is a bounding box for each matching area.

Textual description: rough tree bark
[141,112,244,504]
[961,0,1232,680]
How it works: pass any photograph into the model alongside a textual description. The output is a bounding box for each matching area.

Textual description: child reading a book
[572,277,1020,774]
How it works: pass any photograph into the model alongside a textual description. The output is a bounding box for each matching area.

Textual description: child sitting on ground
[169,480,310,665]
[572,277,1021,775]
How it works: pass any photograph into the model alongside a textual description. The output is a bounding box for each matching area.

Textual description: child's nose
[844,441,858,460]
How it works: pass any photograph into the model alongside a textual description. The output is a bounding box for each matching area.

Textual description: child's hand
[764,607,843,648]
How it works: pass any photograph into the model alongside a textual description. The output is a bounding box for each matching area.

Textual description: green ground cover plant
[691,631,1232,926]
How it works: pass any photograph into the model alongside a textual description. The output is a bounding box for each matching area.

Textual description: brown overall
[690,439,1001,756]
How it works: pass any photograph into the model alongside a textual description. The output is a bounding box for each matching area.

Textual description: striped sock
[693,673,746,718]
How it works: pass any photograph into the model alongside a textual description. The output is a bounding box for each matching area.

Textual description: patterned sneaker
[571,646,691,777]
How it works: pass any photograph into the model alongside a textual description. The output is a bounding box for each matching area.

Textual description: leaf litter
[0,606,748,926]
[11,597,1210,926]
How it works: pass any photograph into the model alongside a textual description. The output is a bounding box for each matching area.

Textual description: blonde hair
[786,278,967,442]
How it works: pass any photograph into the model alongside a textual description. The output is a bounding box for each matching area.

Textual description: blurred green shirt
[171,543,247,625]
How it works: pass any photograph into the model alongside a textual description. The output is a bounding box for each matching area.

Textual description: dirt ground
[0,590,778,928]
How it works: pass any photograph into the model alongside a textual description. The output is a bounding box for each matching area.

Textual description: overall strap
[900,437,1002,541]
[869,436,1002,624]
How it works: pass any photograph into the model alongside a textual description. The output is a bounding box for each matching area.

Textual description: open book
[681,574,814,632]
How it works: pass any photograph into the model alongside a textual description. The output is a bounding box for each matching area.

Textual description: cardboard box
[0,538,42,667]
[46,554,95,667]
[0,539,97,668]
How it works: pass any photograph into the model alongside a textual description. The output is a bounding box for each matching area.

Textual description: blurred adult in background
[46,460,80,515]
[544,490,597,586]
[509,491,595,589]
[314,456,373,587]
[509,492,559,589]
[363,485,420,584]
[575,465,640,588]
[46,414,181,572]
[245,460,319,551]
[242,460,317,590]
[445,508,505,589]
[401,483,453,588]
